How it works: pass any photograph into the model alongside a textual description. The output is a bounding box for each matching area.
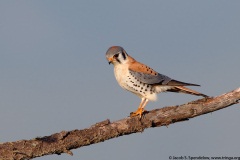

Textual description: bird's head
[106,46,129,65]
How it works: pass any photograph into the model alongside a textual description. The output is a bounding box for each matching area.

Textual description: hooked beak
[107,57,113,65]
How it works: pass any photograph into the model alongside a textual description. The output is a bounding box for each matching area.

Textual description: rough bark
[0,87,239,160]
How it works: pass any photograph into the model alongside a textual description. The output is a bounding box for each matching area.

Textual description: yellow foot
[130,108,146,118]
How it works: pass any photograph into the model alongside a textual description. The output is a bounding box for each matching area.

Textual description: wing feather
[129,69,172,85]
[128,55,201,86]
[128,55,172,84]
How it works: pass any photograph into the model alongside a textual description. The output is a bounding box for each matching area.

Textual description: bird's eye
[114,53,119,58]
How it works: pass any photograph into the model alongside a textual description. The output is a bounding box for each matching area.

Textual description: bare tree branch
[0,88,239,160]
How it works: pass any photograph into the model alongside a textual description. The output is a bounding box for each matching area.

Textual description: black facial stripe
[122,52,126,60]
[116,58,121,63]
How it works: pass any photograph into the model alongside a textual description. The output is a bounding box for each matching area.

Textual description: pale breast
[114,64,129,87]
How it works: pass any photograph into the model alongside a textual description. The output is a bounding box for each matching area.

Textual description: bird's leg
[130,98,149,118]
[140,98,149,110]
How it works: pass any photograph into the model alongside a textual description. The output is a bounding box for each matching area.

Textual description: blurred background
[0,1,239,159]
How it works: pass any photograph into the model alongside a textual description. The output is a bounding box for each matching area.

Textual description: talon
[130,108,145,118]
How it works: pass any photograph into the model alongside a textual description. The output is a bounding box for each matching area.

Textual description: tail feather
[168,86,208,97]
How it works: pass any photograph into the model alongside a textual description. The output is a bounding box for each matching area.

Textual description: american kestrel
[106,46,208,117]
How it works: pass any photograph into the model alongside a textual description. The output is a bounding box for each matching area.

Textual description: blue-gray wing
[129,69,172,85]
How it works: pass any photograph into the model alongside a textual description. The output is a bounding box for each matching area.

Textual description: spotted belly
[114,64,158,101]
[120,74,158,101]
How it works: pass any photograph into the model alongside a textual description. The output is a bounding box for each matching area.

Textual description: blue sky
[0,1,240,159]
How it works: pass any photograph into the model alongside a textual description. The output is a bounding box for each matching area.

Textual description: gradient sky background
[1,1,240,160]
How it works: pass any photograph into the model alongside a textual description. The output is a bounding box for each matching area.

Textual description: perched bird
[106,46,208,117]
